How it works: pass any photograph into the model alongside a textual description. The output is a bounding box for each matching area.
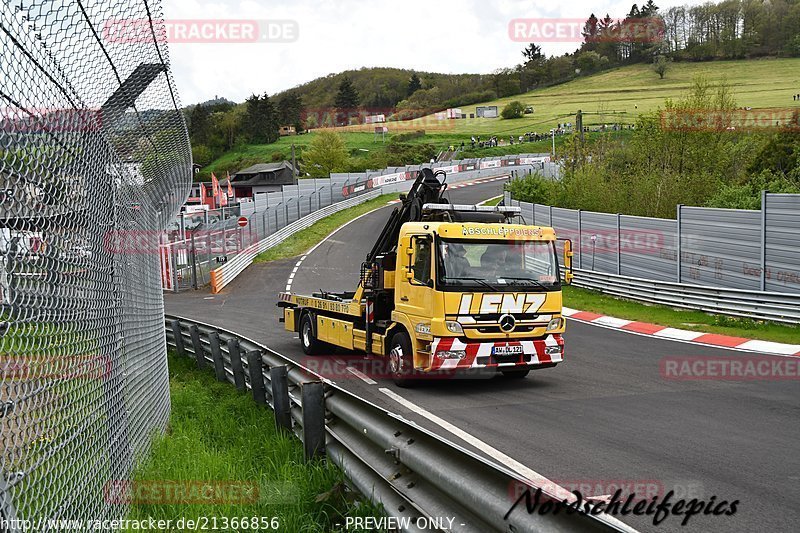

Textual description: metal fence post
[301,381,326,461]
[226,338,246,392]
[170,244,178,291]
[760,190,767,291]
[170,320,185,356]
[189,324,206,369]
[247,350,267,406]
[676,204,683,283]
[190,233,198,290]
[0,472,20,533]
[616,213,621,275]
[208,332,226,381]
[270,366,291,432]
[577,209,582,269]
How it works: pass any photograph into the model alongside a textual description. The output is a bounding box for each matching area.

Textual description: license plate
[492,345,523,356]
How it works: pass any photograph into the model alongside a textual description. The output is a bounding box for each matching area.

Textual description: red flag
[211,173,220,199]
[226,171,233,197]
[199,182,207,205]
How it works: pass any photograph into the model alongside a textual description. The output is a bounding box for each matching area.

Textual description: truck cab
[278,169,573,386]
[386,219,567,383]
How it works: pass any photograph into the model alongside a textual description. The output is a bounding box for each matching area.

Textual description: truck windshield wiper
[446,277,500,292]
[496,276,552,291]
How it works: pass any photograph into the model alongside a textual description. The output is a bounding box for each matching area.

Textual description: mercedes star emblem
[499,314,516,332]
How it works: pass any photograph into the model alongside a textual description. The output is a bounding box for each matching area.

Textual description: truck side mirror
[563,239,574,284]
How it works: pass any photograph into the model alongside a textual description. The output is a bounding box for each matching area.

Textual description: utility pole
[576,109,584,144]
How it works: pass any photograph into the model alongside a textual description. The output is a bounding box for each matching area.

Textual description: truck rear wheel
[388,332,415,387]
[300,313,325,355]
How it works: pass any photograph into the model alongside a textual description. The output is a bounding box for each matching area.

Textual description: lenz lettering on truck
[277,168,574,386]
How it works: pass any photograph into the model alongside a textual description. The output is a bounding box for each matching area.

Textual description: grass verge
[126,352,380,532]
[563,285,799,344]
[254,194,398,263]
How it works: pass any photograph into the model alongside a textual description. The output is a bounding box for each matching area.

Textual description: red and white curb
[563,307,800,357]
[448,175,509,190]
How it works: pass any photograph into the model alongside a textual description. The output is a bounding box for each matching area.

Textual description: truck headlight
[546,317,563,331]
[445,320,463,334]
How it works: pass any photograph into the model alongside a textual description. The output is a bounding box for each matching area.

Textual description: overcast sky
[162,0,707,106]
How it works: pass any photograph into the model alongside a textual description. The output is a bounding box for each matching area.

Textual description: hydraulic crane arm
[365,167,446,263]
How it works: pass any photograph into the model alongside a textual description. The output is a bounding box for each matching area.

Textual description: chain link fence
[1,0,190,529]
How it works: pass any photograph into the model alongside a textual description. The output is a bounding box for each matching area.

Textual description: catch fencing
[163,154,556,291]
[0,1,190,530]
[504,191,800,322]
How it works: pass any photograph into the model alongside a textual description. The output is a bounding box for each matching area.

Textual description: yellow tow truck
[278,168,573,386]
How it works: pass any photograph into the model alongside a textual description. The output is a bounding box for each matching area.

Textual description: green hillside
[202,58,800,178]
[392,58,800,135]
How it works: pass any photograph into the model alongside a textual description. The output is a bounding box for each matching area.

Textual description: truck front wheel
[300,313,325,355]
[388,332,414,387]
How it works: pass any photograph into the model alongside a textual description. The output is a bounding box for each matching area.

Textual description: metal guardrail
[571,268,800,324]
[209,190,382,292]
[164,314,636,533]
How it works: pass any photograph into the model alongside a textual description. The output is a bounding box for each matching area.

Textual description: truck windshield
[437,239,560,291]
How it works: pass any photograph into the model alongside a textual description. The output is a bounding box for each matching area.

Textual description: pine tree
[407,73,422,97]
[582,14,599,49]
[188,104,211,145]
[522,43,544,64]
[335,76,360,110]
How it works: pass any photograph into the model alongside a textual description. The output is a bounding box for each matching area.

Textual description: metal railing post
[226,337,246,391]
[270,366,291,432]
[760,190,767,291]
[302,381,326,461]
[170,320,185,356]
[189,324,205,369]
[208,332,226,381]
[247,350,267,406]
[676,204,683,283]
[577,209,582,269]
[616,213,621,275]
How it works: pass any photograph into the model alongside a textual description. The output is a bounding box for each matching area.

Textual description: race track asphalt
[165,179,800,533]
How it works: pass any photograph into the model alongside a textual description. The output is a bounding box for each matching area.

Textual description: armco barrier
[570,269,800,324]
[210,189,382,293]
[165,314,636,533]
